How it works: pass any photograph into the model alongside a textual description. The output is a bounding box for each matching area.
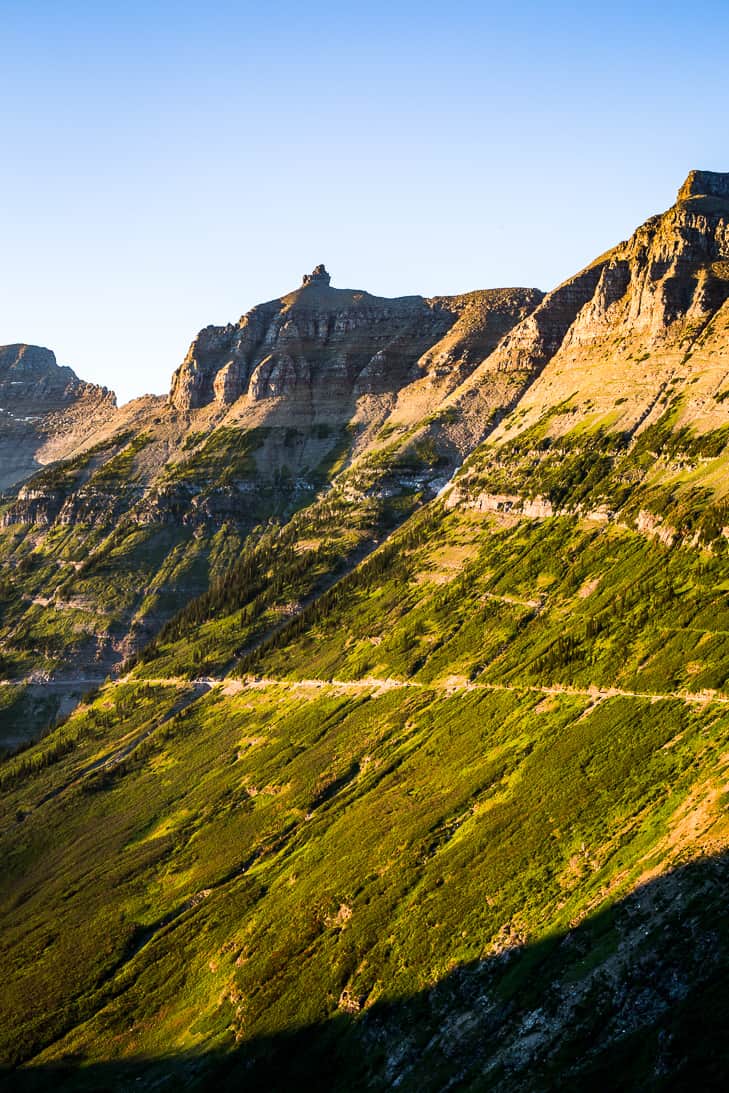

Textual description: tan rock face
[485,171,729,448]
[499,173,729,371]
[677,169,729,203]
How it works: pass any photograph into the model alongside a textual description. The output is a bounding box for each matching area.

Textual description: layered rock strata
[168,267,542,415]
[0,344,116,490]
[475,169,729,448]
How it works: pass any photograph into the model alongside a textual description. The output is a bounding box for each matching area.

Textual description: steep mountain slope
[4,507,729,1091]
[126,172,729,680]
[447,170,729,537]
[0,273,541,746]
[3,172,729,1091]
[0,344,115,491]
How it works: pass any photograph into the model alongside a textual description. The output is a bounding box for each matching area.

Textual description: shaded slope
[5,852,729,1092]
[0,344,115,491]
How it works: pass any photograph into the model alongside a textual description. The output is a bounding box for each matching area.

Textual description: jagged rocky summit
[0,344,116,491]
[301,262,331,286]
[678,167,729,204]
[0,343,114,415]
[452,168,729,458]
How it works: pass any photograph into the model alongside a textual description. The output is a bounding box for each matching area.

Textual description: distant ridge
[0,344,116,490]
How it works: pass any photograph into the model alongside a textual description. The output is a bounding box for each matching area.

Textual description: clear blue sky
[2,0,728,403]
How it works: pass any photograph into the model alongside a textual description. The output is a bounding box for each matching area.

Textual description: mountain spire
[302,264,331,287]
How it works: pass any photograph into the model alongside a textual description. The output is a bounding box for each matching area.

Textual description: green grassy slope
[242,510,729,695]
[5,183,729,1086]
[4,487,729,1087]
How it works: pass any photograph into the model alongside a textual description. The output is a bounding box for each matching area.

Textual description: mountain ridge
[3,170,729,709]
[3,169,729,1089]
[0,343,116,492]
[167,264,543,412]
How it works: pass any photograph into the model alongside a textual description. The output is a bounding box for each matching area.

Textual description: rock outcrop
[301,263,331,287]
[0,344,116,491]
[570,172,729,339]
[486,170,729,380]
[0,344,78,408]
[677,168,729,204]
[169,266,438,412]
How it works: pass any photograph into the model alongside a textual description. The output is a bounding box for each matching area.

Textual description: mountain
[0,270,541,743]
[446,168,729,534]
[170,263,444,410]
[2,172,729,1091]
[0,344,115,491]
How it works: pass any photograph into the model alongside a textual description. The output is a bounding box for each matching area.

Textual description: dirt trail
[481,591,543,610]
[21,673,729,819]
[0,677,107,688]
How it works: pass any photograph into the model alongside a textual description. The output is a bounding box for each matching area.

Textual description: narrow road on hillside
[0,678,108,688]
[134,674,729,707]
[16,673,729,821]
[7,671,728,711]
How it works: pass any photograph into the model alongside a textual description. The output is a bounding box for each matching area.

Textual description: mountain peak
[301,264,331,287]
[0,343,64,376]
[677,169,729,202]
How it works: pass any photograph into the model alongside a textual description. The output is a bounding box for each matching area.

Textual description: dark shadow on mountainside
[4,852,729,1092]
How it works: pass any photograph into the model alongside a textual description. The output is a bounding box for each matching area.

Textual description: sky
[2,0,729,404]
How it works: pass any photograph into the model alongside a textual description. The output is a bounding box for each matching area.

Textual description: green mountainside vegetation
[3,175,729,1089]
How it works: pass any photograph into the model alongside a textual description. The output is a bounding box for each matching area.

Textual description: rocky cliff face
[444,171,729,538]
[0,344,78,409]
[678,167,729,203]
[471,170,729,452]
[168,266,542,416]
[0,344,116,491]
[2,276,543,536]
[169,265,440,412]
[565,172,729,342]
[479,171,729,382]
